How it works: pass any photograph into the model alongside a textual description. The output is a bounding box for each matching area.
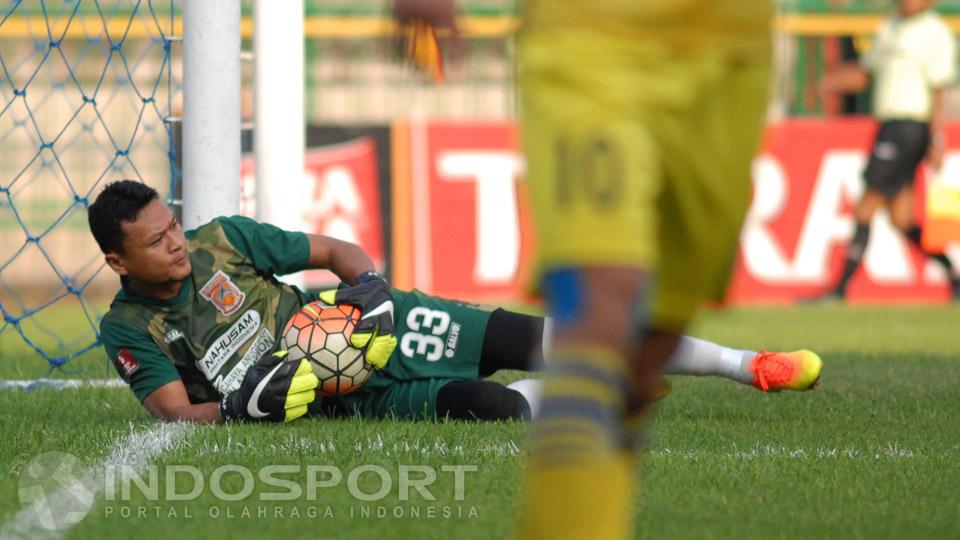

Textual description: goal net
[0,0,178,379]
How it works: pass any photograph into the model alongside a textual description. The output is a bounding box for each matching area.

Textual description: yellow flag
[922,174,960,253]
[405,19,444,84]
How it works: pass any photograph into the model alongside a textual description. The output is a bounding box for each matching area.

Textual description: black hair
[88,180,160,254]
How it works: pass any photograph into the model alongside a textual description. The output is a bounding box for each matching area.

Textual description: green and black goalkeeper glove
[219,349,318,422]
[319,271,397,369]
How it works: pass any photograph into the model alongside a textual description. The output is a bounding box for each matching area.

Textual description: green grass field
[2,304,959,539]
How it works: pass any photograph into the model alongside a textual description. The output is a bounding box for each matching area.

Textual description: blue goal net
[0,0,179,377]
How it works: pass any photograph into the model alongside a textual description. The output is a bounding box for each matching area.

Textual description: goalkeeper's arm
[143,381,224,423]
[306,234,398,369]
[143,350,318,423]
[304,234,378,286]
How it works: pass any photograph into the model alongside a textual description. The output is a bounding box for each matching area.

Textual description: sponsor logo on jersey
[199,270,246,316]
[212,327,275,395]
[164,329,185,344]
[444,322,461,358]
[113,348,139,379]
[197,310,261,381]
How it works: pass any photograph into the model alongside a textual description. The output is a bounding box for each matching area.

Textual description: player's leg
[666,336,821,391]
[517,18,686,533]
[517,3,772,537]
[436,379,530,420]
[823,189,887,299]
[483,309,820,390]
[328,375,531,421]
[665,335,755,382]
[516,34,657,534]
[821,120,930,299]
[520,267,646,540]
[891,187,960,297]
[333,375,532,421]
[478,308,545,375]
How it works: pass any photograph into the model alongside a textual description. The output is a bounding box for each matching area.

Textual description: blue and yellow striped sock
[517,345,635,540]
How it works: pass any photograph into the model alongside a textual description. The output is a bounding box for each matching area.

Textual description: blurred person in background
[817,0,960,300]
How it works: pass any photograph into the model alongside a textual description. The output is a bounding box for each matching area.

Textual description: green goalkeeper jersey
[100,216,312,403]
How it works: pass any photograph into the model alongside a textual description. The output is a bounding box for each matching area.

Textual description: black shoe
[798,288,845,304]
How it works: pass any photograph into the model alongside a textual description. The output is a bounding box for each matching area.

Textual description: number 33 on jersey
[391,289,492,365]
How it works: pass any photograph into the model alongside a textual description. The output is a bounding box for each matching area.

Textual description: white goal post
[254,0,307,288]
[182,0,242,229]
[182,0,306,286]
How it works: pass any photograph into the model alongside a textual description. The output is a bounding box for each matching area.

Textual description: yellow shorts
[520,0,771,329]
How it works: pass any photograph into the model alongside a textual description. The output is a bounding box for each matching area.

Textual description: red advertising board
[393,118,959,304]
[393,121,532,301]
[241,136,386,288]
[728,118,957,304]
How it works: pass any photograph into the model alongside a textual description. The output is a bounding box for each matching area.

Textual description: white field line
[185,435,933,462]
[187,432,524,459]
[185,434,938,463]
[650,442,925,461]
[0,379,126,391]
[0,422,194,540]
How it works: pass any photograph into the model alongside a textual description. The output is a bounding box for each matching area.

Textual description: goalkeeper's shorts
[519,0,771,329]
[320,289,493,420]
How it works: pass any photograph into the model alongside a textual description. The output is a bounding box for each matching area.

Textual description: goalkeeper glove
[219,349,318,422]
[319,271,397,369]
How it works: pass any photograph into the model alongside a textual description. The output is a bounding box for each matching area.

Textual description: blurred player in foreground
[395,1,817,538]
[89,181,819,425]
[516,2,788,536]
[817,0,960,300]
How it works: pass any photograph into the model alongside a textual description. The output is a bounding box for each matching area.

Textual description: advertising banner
[392,118,959,304]
[241,126,391,289]
[729,119,959,304]
[391,121,532,302]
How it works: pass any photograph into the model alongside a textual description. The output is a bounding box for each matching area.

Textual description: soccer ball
[281,302,373,396]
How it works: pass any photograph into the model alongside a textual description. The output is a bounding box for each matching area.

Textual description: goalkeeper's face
[899,0,935,17]
[108,199,192,286]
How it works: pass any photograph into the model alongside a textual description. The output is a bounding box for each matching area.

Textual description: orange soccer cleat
[748,350,822,392]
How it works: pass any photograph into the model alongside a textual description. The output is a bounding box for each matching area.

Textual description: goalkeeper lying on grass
[88,181,822,424]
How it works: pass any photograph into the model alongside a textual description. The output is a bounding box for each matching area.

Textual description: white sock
[663,336,755,385]
[541,317,554,358]
[541,319,754,385]
[507,378,543,420]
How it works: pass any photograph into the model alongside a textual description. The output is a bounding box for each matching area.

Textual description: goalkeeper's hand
[219,350,318,423]
[393,0,456,30]
[319,271,397,369]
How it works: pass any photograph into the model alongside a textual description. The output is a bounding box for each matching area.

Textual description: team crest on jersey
[113,348,139,379]
[199,270,246,316]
